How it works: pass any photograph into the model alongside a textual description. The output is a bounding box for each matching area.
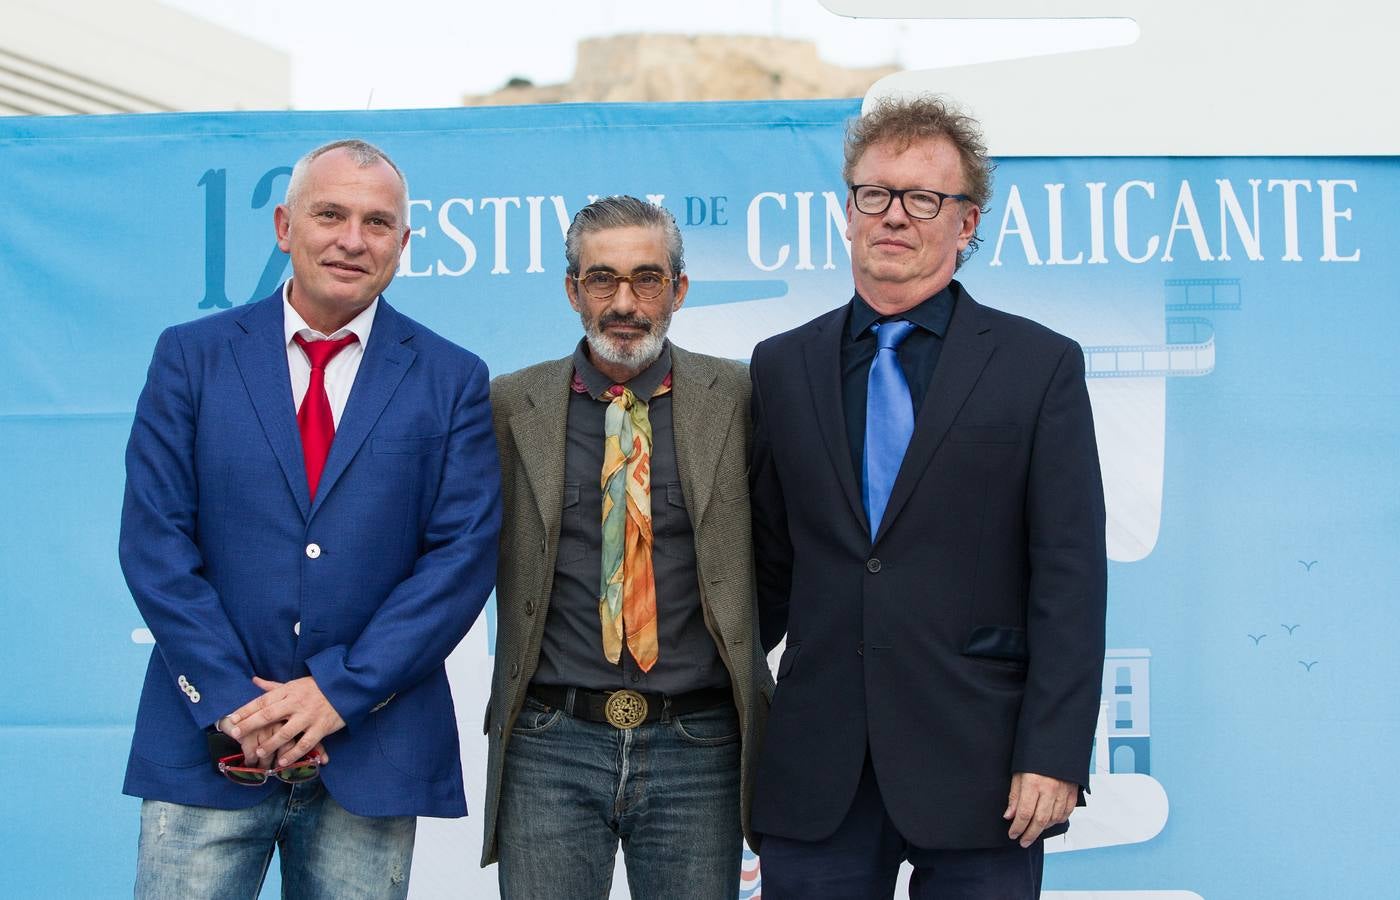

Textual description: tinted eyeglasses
[217,751,325,786]
[573,270,673,300]
[850,184,971,220]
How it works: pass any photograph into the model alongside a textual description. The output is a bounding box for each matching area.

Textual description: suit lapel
[670,346,733,527]
[509,359,572,542]
[311,300,416,518]
[875,291,994,542]
[802,309,867,531]
[230,293,311,519]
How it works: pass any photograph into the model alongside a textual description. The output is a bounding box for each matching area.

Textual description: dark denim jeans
[497,692,743,900]
[135,780,415,900]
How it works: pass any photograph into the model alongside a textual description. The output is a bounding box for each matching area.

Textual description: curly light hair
[843,95,995,267]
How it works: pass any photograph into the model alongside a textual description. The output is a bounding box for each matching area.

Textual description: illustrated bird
[1298,560,1318,571]
[1282,623,1300,634]
[1248,633,1267,645]
[1299,660,1318,671]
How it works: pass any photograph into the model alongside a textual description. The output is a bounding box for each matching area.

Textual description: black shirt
[840,282,958,484]
[531,340,730,695]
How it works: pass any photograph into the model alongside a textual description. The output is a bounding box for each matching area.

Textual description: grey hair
[283,139,410,229]
[564,195,684,277]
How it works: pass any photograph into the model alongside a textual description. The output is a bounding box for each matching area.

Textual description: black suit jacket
[748,284,1107,848]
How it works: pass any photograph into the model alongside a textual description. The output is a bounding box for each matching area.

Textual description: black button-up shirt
[531,340,730,695]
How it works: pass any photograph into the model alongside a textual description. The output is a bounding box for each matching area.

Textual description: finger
[252,676,282,692]
[1003,773,1022,820]
[1007,786,1036,839]
[229,703,283,738]
[313,742,330,764]
[1022,796,1054,847]
[1051,787,1074,824]
[258,718,306,760]
[279,728,325,768]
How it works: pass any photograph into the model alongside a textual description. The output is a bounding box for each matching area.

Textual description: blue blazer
[119,290,501,818]
[749,285,1107,848]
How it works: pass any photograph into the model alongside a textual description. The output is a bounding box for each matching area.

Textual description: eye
[584,272,617,290]
[857,186,890,204]
[633,273,664,290]
[904,191,941,216]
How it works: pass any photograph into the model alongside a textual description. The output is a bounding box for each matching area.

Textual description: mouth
[872,237,915,251]
[322,260,369,276]
[599,316,652,338]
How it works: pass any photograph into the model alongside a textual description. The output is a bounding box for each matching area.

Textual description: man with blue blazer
[119,139,500,899]
[749,97,1107,897]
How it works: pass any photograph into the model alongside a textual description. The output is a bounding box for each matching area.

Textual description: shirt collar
[847,280,959,340]
[282,280,379,348]
[571,339,673,399]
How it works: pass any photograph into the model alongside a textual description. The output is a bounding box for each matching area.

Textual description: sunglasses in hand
[217,751,326,786]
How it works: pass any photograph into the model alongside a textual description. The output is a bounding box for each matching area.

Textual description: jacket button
[293,621,301,636]
[305,543,322,559]
[857,641,864,656]
[524,601,535,616]
[866,558,881,573]
[509,662,520,679]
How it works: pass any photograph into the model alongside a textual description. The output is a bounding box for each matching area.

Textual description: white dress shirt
[282,281,378,428]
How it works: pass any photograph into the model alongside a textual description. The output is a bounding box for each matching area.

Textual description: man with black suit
[749,96,1107,897]
[120,139,500,899]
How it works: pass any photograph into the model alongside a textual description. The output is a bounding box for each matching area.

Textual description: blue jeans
[758,754,1043,899]
[135,780,416,900]
[497,691,742,900]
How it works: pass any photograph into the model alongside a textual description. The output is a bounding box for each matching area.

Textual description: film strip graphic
[1163,276,1242,311]
[1082,278,1240,379]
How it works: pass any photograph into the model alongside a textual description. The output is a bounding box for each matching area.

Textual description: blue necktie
[863,319,917,539]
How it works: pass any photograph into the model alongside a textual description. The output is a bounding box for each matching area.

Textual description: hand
[1004,772,1078,848]
[219,716,282,767]
[226,676,345,767]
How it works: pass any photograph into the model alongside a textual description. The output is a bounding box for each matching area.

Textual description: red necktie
[293,333,359,500]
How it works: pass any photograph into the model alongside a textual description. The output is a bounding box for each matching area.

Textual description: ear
[274,204,292,253]
[671,273,689,312]
[565,274,582,313]
[957,203,981,250]
[845,191,855,243]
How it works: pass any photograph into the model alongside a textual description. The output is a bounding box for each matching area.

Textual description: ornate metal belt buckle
[604,689,648,729]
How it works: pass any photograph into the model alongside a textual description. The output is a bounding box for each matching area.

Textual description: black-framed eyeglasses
[573,270,673,301]
[850,184,971,220]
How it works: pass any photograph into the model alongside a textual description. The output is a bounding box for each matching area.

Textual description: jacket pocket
[372,434,446,454]
[961,625,1028,664]
[948,424,1020,444]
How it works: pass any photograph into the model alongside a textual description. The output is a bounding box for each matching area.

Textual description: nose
[336,219,367,253]
[610,280,639,313]
[882,193,912,226]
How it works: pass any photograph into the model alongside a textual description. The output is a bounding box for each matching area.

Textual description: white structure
[836,0,1400,155]
[2,0,288,115]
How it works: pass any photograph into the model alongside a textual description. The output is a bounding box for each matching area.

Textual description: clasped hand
[221,676,345,769]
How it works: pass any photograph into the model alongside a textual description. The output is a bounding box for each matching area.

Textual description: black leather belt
[528,684,732,730]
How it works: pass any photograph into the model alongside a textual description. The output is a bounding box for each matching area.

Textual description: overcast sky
[161,0,1132,110]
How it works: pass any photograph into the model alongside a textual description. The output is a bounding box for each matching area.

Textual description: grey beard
[582,316,668,372]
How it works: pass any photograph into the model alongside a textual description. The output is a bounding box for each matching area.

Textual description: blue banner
[1,101,1393,898]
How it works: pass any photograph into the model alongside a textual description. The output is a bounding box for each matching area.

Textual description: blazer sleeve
[119,326,262,729]
[304,353,502,728]
[748,345,793,653]
[1011,339,1108,786]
